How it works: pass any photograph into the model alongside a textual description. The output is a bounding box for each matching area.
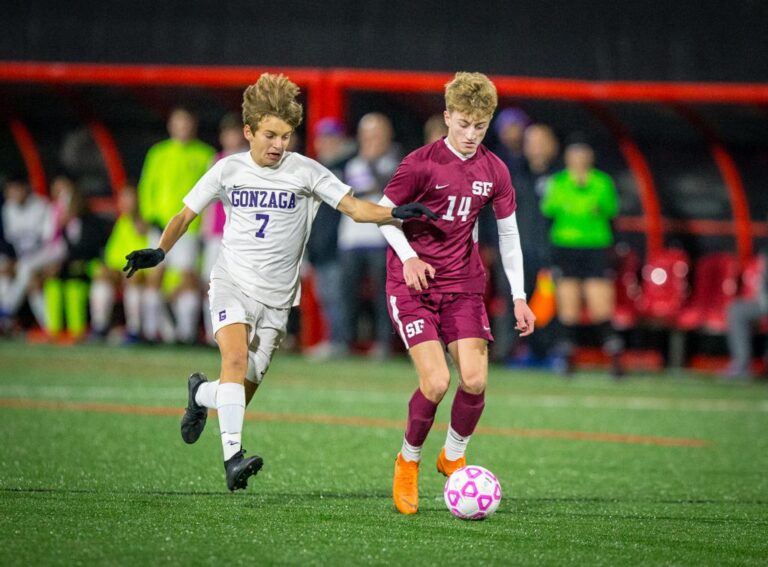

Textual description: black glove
[123,248,165,278]
[392,202,439,221]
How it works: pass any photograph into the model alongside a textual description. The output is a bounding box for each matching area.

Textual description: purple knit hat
[493,107,531,135]
[314,117,346,137]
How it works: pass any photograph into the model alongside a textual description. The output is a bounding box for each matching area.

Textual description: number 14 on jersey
[442,196,472,222]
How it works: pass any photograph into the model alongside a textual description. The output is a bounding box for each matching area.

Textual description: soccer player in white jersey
[124,74,437,492]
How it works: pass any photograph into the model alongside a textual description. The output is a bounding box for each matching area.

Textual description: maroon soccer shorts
[387,292,494,349]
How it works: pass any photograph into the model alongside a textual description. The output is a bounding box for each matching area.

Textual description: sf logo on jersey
[472,181,493,196]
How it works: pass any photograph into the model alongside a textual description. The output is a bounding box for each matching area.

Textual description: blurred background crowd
[2,101,766,380]
[1,0,766,379]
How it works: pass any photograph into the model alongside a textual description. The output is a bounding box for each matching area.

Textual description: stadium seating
[613,245,641,330]
[636,248,690,325]
[676,252,740,333]
[741,254,767,300]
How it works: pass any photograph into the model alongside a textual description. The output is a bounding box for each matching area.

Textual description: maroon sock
[404,388,438,447]
[450,388,485,437]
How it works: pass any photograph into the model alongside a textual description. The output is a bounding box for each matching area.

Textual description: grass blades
[0,341,767,565]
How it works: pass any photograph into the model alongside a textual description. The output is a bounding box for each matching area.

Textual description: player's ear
[243,124,254,141]
[443,110,451,128]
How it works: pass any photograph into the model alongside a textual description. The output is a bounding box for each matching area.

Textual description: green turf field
[1,341,767,565]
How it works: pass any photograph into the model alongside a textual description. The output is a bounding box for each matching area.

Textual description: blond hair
[242,73,303,131]
[444,72,498,120]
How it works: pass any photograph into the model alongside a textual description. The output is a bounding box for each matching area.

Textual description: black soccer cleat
[180,372,209,444]
[224,449,264,492]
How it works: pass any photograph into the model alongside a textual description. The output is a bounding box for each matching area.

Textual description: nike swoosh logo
[434,184,449,190]
[233,184,247,189]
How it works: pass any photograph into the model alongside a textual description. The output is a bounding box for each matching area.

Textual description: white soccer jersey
[2,194,53,258]
[183,151,351,309]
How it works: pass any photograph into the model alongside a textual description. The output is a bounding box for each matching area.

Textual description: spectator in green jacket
[137,107,215,344]
[540,134,624,377]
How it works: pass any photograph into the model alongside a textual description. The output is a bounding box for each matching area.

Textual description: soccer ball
[443,465,502,520]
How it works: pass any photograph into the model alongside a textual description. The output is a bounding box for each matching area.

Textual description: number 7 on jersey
[254,213,270,238]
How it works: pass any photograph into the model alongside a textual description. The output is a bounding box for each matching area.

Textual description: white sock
[444,425,470,461]
[195,379,220,409]
[141,288,162,340]
[158,308,176,344]
[173,289,200,343]
[246,349,272,385]
[400,438,422,462]
[89,280,114,333]
[123,285,142,336]
[4,262,33,314]
[216,382,245,461]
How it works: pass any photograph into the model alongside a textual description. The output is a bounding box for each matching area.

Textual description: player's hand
[513,298,536,337]
[403,257,436,292]
[392,203,439,221]
[123,248,165,278]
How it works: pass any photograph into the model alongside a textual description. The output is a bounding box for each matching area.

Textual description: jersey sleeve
[306,159,352,208]
[491,163,517,219]
[383,154,422,206]
[182,159,225,214]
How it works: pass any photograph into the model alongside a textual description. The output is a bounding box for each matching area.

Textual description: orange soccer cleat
[436,447,466,477]
[392,453,420,514]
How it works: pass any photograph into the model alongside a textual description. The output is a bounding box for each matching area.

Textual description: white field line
[0,384,766,413]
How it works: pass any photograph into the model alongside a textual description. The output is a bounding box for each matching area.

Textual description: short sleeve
[183,159,226,214]
[306,158,352,208]
[383,154,421,206]
[491,164,517,219]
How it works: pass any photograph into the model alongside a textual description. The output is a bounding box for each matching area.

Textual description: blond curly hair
[242,73,304,131]
[444,72,498,120]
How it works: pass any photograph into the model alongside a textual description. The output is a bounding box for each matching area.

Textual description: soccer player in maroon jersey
[378,72,536,514]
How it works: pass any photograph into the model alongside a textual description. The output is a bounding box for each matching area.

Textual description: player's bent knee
[220,349,249,379]
[421,372,451,401]
[460,372,487,395]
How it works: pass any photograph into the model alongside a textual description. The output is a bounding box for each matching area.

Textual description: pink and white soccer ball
[443,465,502,520]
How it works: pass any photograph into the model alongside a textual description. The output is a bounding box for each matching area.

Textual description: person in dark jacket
[42,184,109,340]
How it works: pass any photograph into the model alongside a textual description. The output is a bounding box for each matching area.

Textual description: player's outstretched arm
[123,206,198,278]
[336,194,437,224]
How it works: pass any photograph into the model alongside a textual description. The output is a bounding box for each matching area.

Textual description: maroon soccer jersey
[384,139,516,296]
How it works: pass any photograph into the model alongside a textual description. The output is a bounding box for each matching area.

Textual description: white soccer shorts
[208,277,290,384]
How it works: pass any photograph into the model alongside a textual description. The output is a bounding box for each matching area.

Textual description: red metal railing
[1,61,766,254]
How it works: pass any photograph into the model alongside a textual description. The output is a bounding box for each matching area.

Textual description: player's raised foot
[180,372,209,444]
[436,447,466,477]
[393,453,419,515]
[224,449,264,492]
